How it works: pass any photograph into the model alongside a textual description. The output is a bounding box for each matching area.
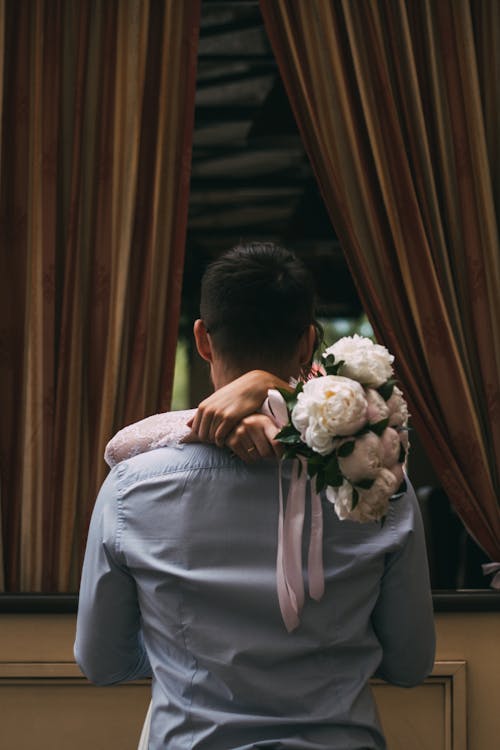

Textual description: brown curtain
[0,0,200,591]
[260,0,500,560]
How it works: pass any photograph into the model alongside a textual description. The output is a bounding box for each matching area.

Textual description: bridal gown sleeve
[104,409,197,467]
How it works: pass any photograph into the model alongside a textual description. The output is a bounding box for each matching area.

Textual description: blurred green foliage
[171,314,375,411]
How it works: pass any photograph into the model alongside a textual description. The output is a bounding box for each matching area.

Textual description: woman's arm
[105,370,289,466]
[222,413,283,463]
[188,370,291,446]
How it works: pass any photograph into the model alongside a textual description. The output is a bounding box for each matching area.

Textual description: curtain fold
[0,0,200,591]
[260,0,500,560]
[0,0,4,592]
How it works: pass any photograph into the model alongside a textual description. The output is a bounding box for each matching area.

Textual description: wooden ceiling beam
[200,17,263,39]
[190,175,305,189]
[197,54,274,65]
[197,67,273,90]
[195,105,260,122]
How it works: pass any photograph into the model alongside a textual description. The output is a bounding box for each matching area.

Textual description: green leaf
[351,488,359,510]
[354,424,370,437]
[307,454,324,477]
[275,423,295,436]
[315,469,326,492]
[370,418,389,436]
[278,434,302,446]
[275,424,301,444]
[276,382,303,413]
[337,440,355,458]
[377,379,397,401]
[326,475,343,489]
[298,440,316,460]
[323,354,345,376]
[396,478,407,494]
[325,453,340,472]
[307,462,319,477]
[307,453,324,466]
[326,362,345,376]
[327,474,343,488]
[324,455,343,487]
[354,477,375,490]
[398,442,406,463]
[276,387,295,404]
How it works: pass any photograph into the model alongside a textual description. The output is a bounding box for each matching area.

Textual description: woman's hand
[187,369,291,446]
[225,414,283,463]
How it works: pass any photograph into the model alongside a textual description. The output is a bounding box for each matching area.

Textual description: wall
[0,611,498,750]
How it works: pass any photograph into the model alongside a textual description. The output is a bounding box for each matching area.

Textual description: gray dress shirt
[75,443,435,750]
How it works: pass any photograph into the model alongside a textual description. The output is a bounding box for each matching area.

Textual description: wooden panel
[0,614,76,661]
[0,660,466,750]
[3,612,500,750]
[0,614,151,750]
[373,662,466,750]
[0,678,150,750]
[0,662,82,678]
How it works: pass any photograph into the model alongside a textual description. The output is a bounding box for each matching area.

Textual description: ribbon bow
[262,389,325,632]
[482,562,500,590]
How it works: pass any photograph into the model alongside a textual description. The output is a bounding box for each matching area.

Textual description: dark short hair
[200,242,319,371]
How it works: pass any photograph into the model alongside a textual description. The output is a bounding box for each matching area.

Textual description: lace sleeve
[104,409,197,467]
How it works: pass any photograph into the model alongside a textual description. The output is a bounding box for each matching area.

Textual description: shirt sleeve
[371,480,436,687]
[74,469,152,686]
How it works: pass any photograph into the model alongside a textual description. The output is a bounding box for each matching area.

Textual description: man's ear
[193,319,213,363]
[299,324,317,366]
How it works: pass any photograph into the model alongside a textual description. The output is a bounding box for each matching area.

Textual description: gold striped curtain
[0,0,200,591]
[260,0,500,560]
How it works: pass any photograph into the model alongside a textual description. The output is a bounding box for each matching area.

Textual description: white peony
[324,334,394,388]
[326,480,353,520]
[356,468,399,520]
[388,462,405,489]
[338,432,383,483]
[351,468,398,522]
[365,388,390,424]
[399,428,410,454]
[291,375,368,455]
[380,426,402,468]
[326,468,400,523]
[386,385,409,428]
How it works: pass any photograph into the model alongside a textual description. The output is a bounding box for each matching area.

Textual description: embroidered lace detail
[104,410,196,467]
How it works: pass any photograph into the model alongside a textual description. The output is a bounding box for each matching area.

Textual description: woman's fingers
[249,420,277,459]
[262,418,284,459]
[201,406,238,444]
[180,430,199,444]
[186,411,284,462]
[191,399,237,443]
[213,412,240,446]
[190,370,290,444]
[225,415,281,463]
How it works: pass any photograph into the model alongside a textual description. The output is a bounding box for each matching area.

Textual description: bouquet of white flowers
[275,334,409,523]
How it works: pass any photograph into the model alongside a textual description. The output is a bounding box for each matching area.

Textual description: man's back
[75,442,435,750]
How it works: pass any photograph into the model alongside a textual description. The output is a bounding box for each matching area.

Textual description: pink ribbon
[262,389,325,632]
[482,562,500,590]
